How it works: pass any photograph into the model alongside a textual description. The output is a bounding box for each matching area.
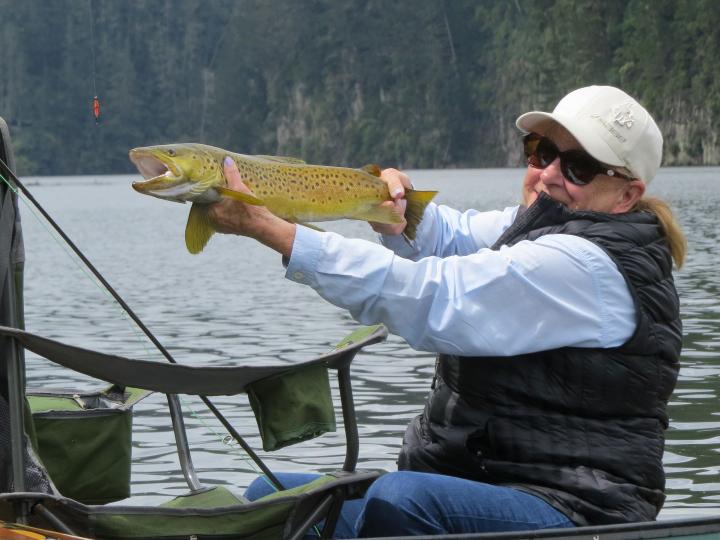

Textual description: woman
[209,86,685,537]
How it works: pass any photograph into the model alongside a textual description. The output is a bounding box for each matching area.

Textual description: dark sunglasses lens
[562,152,601,185]
[535,139,559,167]
[523,136,539,157]
[524,136,558,168]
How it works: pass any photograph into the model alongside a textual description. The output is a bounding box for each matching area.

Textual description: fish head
[129,144,223,203]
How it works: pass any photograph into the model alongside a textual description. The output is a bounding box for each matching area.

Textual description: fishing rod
[0,157,285,492]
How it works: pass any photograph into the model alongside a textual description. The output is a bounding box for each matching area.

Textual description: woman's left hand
[369,168,411,236]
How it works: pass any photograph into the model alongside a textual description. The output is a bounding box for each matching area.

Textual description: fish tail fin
[185,203,216,254]
[404,189,438,240]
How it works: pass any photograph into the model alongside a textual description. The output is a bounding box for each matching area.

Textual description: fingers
[223,156,254,194]
[208,158,254,234]
[376,199,407,214]
[369,198,408,236]
[369,168,411,236]
[381,168,412,199]
[377,198,407,215]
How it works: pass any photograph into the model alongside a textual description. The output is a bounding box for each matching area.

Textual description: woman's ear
[614,180,646,213]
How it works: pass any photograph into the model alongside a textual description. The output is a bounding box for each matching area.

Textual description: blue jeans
[245,471,575,538]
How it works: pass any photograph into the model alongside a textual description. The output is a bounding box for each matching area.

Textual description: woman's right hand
[370,168,413,236]
[208,157,296,257]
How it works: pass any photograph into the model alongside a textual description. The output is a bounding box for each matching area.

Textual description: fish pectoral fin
[185,203,216,254]
[253,155,307,164]
[189,176,219,197]
[360,164,382,177]
[216,186,265,206]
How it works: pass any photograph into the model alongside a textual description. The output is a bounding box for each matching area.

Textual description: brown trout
[129,143,437,254]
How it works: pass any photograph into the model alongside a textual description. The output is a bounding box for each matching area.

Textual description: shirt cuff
[285,225,326,288]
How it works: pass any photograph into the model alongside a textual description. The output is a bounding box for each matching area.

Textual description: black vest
[398,194,682,526]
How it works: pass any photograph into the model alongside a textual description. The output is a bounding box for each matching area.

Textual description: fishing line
[185,403,285,485]
[88,0,98,98]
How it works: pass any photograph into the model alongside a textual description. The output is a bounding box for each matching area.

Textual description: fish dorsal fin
[216,186,265,206]
[360,164,382,177]
[185,203,216,254]
[253,155,307,164]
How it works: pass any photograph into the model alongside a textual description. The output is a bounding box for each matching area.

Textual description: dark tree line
[0,0,717,175]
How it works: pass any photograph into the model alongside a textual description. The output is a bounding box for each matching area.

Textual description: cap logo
[611,103,635,129]
[590,113,628,144]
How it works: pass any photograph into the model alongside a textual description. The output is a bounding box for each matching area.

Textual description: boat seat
[1,471,379,539]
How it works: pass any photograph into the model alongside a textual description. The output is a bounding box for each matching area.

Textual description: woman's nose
[540,157,565,186]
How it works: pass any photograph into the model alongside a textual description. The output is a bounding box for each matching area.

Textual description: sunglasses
[523,133,634,185]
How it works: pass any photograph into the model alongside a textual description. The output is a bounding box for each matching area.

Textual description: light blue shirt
[286,202,636,356]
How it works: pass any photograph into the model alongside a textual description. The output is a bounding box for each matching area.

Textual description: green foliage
[0,0,717,174]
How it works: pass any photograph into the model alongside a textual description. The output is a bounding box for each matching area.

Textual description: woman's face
[522,124,644,213]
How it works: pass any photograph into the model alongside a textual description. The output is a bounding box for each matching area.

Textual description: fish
[129,143,438,254]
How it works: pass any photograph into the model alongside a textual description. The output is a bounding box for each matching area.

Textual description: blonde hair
[634,197,686,269]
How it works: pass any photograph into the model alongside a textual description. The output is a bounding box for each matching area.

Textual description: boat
[0,116,719,539]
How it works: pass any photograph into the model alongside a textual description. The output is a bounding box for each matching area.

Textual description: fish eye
[167,148,176,156]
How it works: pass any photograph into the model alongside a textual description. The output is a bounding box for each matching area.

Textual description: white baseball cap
[515,86,663,184]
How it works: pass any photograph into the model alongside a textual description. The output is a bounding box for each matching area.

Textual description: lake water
[14,167,720,518]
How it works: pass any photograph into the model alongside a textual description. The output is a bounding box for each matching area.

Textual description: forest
[0,0,717,175]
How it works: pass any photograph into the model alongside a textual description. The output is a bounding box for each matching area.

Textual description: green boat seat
[1,471,379,540]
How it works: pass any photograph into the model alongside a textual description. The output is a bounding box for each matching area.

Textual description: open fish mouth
[129,148,192,200]
[129,149,182,182]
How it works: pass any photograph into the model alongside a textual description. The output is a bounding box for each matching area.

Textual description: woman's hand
[208,157,296,257]
[370,168,412,236]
